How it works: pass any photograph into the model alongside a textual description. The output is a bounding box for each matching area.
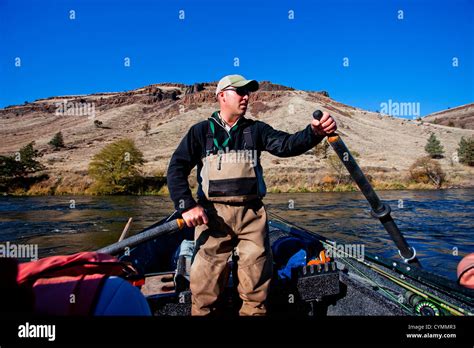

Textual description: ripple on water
[0,189,472,281]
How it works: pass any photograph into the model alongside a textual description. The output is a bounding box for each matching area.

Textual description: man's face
[220,87,251,117]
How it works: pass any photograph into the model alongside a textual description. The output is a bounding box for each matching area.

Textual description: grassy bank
[1,171,472,196]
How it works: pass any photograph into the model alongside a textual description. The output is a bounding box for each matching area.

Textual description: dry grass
[4,172,472,195]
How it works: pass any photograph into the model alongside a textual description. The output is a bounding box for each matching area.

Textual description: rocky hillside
[1,82,473,193]
[423,103,474,130]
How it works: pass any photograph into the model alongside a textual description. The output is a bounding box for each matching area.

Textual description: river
[0,189,472,281]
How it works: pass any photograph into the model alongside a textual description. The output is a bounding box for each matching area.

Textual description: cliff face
[1,82,473,193]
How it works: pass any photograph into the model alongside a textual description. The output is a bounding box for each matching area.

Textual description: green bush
[457,137,474,166]
[49,132,65,149]
[88,139,145,194]
[0,142,45,178]
[425,133,444,158]
[0,155,23,177]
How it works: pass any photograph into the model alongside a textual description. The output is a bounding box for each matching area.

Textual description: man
[167,74,337,315]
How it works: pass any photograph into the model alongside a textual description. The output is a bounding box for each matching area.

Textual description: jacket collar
[211,111,248,129]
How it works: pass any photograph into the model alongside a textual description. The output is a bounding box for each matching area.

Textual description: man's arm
[166,126,200,213]
[259,112,337,157]
[259,123,324,158]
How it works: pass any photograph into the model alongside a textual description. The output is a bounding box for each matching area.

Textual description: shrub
[0,155,23,177]
[0,142,45,178]
[409,157,445,188]
[424,133,444,158]
[88,139,145,194]
[314,139,330,158]
[326,152,358,185]
[142,122,151,136]
[457,137,474,166]
[18,142,44,174]
[49,132,65,149]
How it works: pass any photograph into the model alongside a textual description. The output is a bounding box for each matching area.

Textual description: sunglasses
[222,87,251,97]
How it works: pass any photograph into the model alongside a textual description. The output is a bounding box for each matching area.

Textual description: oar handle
[97,218,185,256]
[312,110,324,121]
[313,110,337,137]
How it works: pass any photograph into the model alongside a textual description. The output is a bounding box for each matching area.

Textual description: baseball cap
[215,74,259,96]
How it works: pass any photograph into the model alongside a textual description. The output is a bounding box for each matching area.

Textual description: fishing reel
[405,291,441,316]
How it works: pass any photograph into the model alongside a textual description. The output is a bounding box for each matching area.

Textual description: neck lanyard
[209,118,237,150]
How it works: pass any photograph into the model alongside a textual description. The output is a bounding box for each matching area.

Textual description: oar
[313,110,421,267]
[97,218,186,256]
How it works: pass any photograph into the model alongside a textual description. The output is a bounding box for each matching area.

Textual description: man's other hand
[311,111,337,136]
[182,205,209,228]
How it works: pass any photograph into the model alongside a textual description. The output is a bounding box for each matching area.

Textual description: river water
[0,189,472,281]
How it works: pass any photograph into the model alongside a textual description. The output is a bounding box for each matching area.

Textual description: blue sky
[1,0,473,117]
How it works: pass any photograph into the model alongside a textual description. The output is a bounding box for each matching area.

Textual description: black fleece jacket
[167,111,324,213]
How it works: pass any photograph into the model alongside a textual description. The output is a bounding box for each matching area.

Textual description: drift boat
[97,210,474,317]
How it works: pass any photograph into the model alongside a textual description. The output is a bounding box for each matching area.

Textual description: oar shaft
[314,110,420,266]
[97,218,185,255]
[327,135,384,212]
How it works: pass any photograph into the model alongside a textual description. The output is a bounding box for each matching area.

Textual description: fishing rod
[313,110,421,267]
[343,256,468,316]
[365,261,469,316]
[268,211,472,316]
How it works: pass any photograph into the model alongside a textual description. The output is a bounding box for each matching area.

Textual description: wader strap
[206,123,214,154]
[243,126,253,150]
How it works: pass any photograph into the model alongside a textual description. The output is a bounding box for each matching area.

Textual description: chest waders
[200,118,259,203]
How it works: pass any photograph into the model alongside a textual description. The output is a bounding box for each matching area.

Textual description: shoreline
[2,181,473,197]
